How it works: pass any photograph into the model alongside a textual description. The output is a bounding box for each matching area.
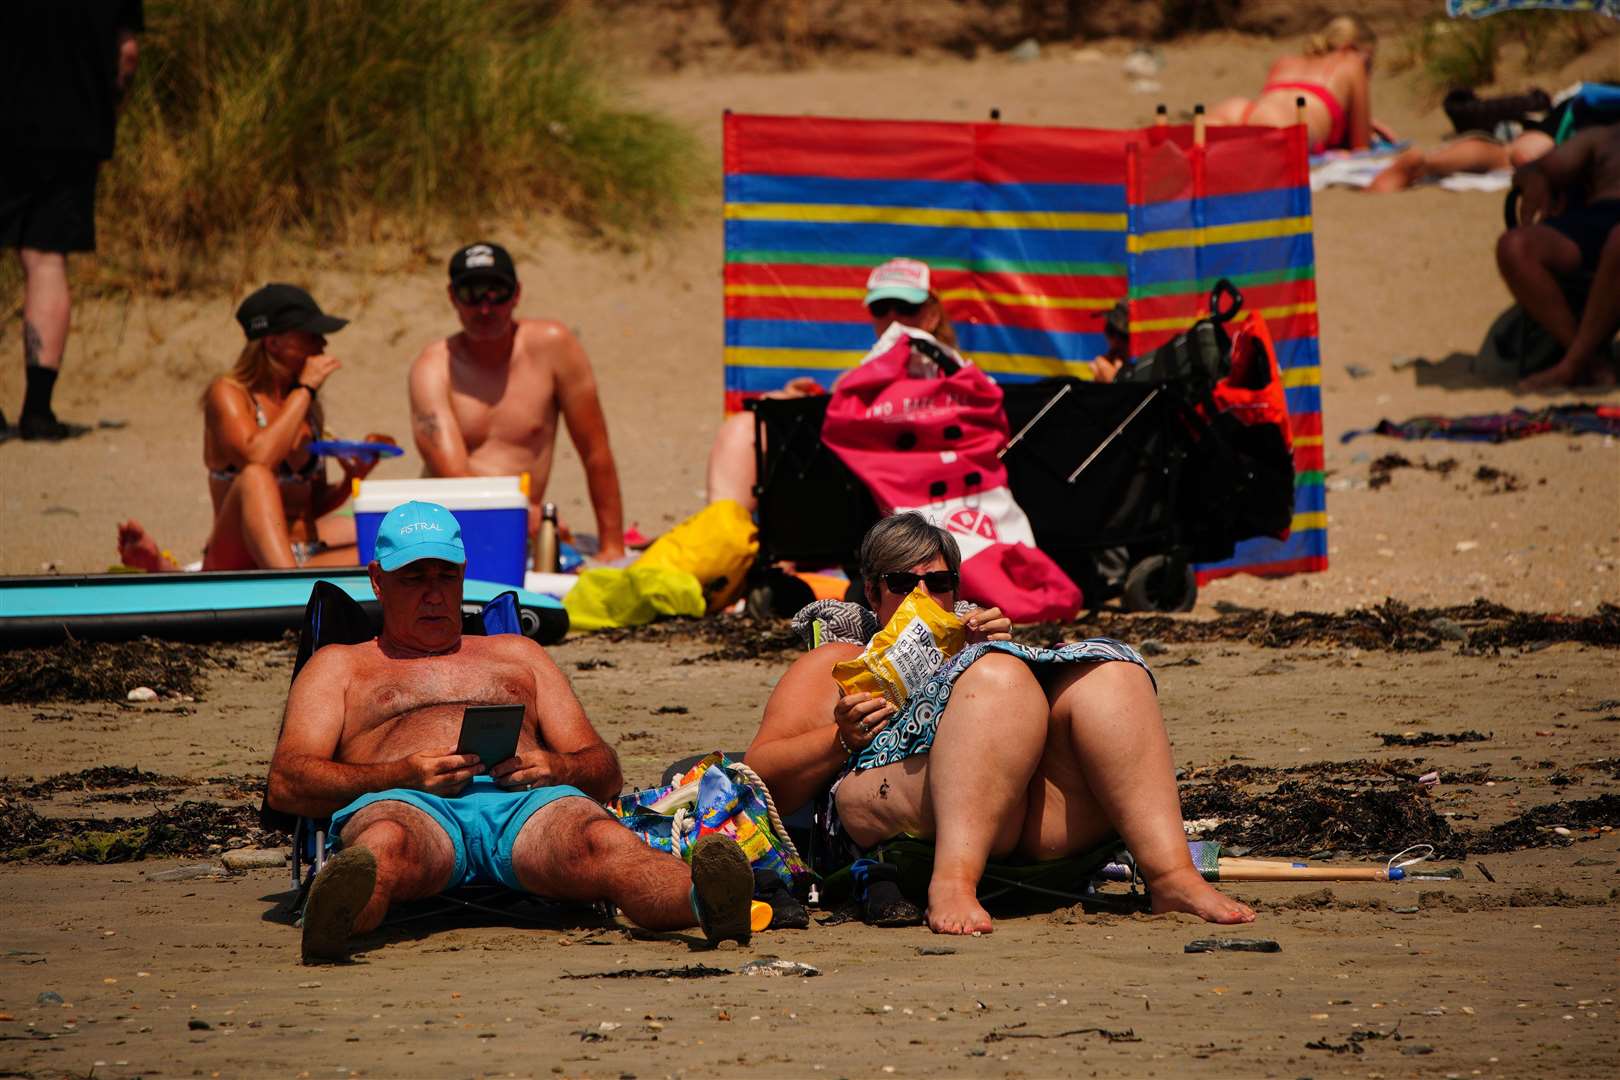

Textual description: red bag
[822,327,1082,623]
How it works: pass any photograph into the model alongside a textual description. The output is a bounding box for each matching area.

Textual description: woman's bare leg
[202,464,297,570]
[837,652,1049,934]
[705,411,759,509]
[1027,661,1255,924]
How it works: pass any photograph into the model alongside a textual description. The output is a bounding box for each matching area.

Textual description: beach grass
[86,0,701,292]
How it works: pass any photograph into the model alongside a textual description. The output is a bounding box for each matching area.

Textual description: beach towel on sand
[1341,404,1620,443]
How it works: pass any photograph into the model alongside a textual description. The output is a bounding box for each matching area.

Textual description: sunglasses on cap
[454,281,515,307]
[868,299,922,319]
[880,569,959,596]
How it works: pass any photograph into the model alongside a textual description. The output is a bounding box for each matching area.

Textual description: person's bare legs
[837,653,1049,934]
[301,800,458,962]
[201,464,298,570]
[1026,661,1254,924]
[1368,138,1508,193]
[1521,226,1620,392]
[1497,223,1585,349]
[705,411,759,509]
[115,520,181,571]
[17,249,71,433]
[511,798,748,934]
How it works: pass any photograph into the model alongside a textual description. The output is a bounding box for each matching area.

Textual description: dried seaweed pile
[1179,780,1468,859]
[1,798,273,863]
[0,768,275,864]
[0,638,218,703]
[1470,795,1620,854]
[602,599,1619,659]
[13,765,180,797]
[1024,599,1620,653]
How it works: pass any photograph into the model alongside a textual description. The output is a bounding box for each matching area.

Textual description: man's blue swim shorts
[329,776,590,891]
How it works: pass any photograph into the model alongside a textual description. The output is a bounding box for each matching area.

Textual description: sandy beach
[2,23,1618,1080]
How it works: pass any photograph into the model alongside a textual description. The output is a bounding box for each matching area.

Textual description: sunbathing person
[118,284,389,571]
[1499,121,1620,391]
[744,513,1254,935]
[267,500,754,963]
[706,258,1119,510]
[1367,129,1554,193]
[1209,15,1378,153]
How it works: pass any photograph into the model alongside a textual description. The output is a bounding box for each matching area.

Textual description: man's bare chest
[449,358,559,450]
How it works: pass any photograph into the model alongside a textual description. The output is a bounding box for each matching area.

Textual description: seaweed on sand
[1179,780,1467,859]
[0,638,216,703]
[582,599,1618,659]
[0,799,273,864]
[1470,795,1620,854]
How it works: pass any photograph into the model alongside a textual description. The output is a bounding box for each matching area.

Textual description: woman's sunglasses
[454,282,515,307]
[868,299,922,319]
[880,569,959,596]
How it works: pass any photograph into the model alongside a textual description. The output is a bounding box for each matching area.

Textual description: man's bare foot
[927,877,994,935]
[116,520,180,572]
[1148,866,1256,924]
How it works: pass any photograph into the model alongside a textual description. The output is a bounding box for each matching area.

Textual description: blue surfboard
[0,569,568,646]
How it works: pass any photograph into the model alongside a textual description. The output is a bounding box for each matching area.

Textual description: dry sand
[2,31,1618,1080]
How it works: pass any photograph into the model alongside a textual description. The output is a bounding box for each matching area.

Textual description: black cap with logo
[235,284,349,341]
[448,242,517,287]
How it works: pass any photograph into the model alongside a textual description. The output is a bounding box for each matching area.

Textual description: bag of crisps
[831,586,966,709]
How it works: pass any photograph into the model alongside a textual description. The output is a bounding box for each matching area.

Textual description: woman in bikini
[744,512,1254,935]
[119,284,387,571]
[1210,15,1378,154]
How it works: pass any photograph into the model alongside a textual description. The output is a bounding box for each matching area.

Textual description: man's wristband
[294,382,318,401]
[836,729,855,756]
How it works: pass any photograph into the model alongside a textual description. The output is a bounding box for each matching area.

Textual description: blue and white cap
[374,501,466,571]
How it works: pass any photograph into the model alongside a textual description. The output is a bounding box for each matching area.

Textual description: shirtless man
[409,243,627,561]
[267,500,752,963]
[1497,122,1620,392]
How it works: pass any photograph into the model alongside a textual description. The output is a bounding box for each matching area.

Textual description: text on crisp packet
[831,585,966,709]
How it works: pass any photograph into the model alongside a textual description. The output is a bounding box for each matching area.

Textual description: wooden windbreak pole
[1296,95,1308,135]
[1193,102,1206,147]
[1155,103,1167,127]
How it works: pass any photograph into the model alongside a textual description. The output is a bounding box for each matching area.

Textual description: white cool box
[354,476,530,586]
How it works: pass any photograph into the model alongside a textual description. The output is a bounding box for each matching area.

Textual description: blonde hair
[202,337,323,432]
[1306,14,1376,57]
[923,292,959,349]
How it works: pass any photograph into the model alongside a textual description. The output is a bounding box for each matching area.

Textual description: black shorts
[0,154,101,253]
[1545,198,1620,275]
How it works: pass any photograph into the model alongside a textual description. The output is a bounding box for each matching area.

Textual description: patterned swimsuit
[791,600,1152,872]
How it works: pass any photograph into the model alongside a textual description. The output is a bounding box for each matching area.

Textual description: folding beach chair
[265,581,605,928]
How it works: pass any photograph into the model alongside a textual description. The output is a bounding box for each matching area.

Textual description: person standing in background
[0,0,142,441]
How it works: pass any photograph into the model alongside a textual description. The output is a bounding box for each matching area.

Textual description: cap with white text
[373,501,467,571]
[448,242,517,287]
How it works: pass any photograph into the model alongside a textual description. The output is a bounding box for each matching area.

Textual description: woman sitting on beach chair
[119,284,391,570]
[743,512,1254,935]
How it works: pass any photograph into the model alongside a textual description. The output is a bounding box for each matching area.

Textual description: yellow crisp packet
[832,585,966,709]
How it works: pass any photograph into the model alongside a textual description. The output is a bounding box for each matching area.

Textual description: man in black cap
[0,0,143,440]
[408,242,626,562]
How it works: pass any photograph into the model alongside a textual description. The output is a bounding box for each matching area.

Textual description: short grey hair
[859,512,962,585]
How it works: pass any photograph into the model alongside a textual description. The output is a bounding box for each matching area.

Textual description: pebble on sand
[126,687,158,702]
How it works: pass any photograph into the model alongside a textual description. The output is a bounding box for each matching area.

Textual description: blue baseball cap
[374,501,466,571]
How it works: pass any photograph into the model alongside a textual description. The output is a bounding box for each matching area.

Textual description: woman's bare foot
[116,520,180,572]
[1148,866,1256,924]
[1518,355,1617,393]
[927,877,994,935]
